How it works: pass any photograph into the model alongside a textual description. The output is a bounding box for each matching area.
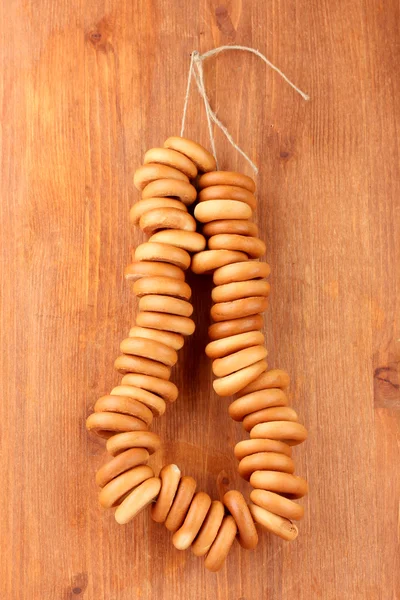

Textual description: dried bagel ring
[110,385,167,416]
[133,276,191,301]
[99,465,154,508]
[172,492,212,550]
[239,369,290,394]
[212,280,270,303]
[208,314,264,341]
[144,147,197,178]
[238,452,295,481]
[250,471,309,499]
[204,515,237,572]
[106,431,162,457]
[206,331,265,359]
[198,171,256,193]
[165,476,197,532]
[250,489,305,521]
[191,250,248,275]
[136,311,195,336]
[124,261,185,282]
[134,163,189,190]
[250,421,308,446]
[164,136,216,172]
[110,384,166,417]
[129,325,184,351]
[249,503,298,541]
[115,477,162,524]
[211,297,269,322]
[114,354,171,380]
[203,219,258,237]
[191,500,225,557]
[151,464,182,523]
[213,346,268,377]
[120,373,178,403]
[213,261,271,285]
[134,242,191,270]
[223,490,258,550]
[142,178,197,205]
[95,448,150,488]
[94,394,153,426]
[208,234,266,259]
[213,359,268,397]
[139,208,196,235]
[234,438,292,461]
[243,406,298,432]
[198,185,256,210]
[85,411,147,439]
[130,197,188,225]
[149,230,206,252]
[229,388,289,421]
[120,337,178,367]
[138,295,193,317]
[194,200,252,223]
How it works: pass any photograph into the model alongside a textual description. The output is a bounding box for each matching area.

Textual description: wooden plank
[0,0,398,598]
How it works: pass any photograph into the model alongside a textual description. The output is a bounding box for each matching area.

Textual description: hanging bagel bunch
[86,136,308,572]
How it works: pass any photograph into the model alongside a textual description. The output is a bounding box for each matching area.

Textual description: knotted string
[180,45,310,173]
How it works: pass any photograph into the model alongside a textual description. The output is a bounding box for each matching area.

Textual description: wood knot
[87,16,114,49]
[69,573,88,598]
[215,5,236,39]
[374,365,400,408]
[89,31,102,44]
[216,469,231,497]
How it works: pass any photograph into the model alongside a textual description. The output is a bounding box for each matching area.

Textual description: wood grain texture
[0,0,399,598]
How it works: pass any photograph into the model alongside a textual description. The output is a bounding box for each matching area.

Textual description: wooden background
[1,0,399,598]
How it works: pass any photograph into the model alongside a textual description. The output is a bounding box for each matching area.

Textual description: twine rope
[180,45,310,173]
